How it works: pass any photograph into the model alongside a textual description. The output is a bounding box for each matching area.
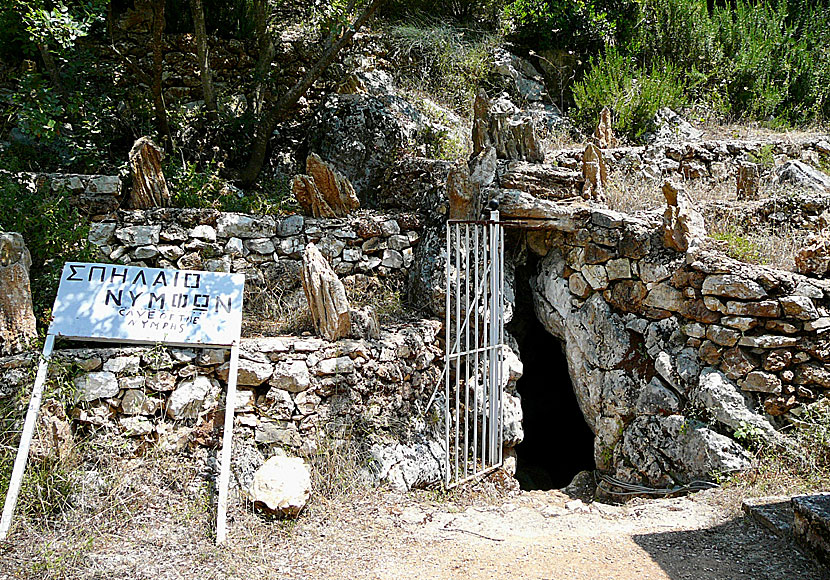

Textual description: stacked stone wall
[507,193,830,487]
[548,136,830,182]
[4,171,122,217]
[0,322,451,490]
[89,208,424,291]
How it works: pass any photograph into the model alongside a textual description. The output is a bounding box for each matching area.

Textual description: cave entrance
[508,255,595,491]
[513,316,596,490]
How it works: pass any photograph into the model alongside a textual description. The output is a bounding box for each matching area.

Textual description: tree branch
[239,0,385,187]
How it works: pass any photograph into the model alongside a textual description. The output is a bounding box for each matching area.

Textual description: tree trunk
[251,0,274,116]
[37,42,64,98]
[190,0,218,122]
[151,0,172,150]
[239,0,385,187]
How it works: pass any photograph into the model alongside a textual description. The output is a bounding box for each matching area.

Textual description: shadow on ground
[632,515,830,580]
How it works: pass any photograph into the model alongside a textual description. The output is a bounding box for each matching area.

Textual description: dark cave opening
[509,255,596,491]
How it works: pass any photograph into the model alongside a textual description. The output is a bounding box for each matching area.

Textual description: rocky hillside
[1,0,830,575]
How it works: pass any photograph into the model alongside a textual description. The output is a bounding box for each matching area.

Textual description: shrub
[166,157,297,216]
[0,167,94,322]
[571,48,686,140]
[501,0,634,52]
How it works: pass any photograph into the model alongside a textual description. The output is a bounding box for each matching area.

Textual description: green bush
[572,49,686,140]
[501,0,635,52]
[166,158,297,215]
[0,167,94,322]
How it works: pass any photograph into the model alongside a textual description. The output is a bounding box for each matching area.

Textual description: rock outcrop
[0,232,36,355]
[581,143,608,200]
[472,90,543,163]
[307,93,430,195]
[292,153,360,218]
[593,106,618,148]
[128,137,171,209]
[301,243,352,341]
[796,232,830,277]
[776,160,830,192]
[662,180,706,253]
[488,187,830,487]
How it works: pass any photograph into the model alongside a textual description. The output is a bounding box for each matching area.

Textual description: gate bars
[444,210,505,488]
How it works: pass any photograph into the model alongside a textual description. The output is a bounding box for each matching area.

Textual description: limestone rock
[292,153,359,218]
[269,361,311,393]
[736,162,761,200]
[248,455,311,517]
[582,143,608,200]
[167,375,212,419]
[216,213,276,238]
[74,371,118,402]
[695,368,776,439]
[795,232,830,278]
[650,108,703,144]
[128,137,171,208]
[369,439,444,490]
[307,93,429,194]
[472,90,543,163]
[349,306,380,340]
[662,181,705,253]
[493,48,545,102]
[619,415,750,486]
[776,160,830,192]
[301,243,351,341]
[216,358,273,386]
[702,274,767,300]
[593,107,618,148]
[0,232,36,355]
[31,399,73,461]
[499,162,582,199]
[447,159,477,220]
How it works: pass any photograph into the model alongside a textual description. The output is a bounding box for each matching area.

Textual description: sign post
[0,262,244,544]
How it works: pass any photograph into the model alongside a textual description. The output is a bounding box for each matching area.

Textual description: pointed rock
[128,137,171,208]
[593,107,618,148]
[301,243,351,340]
[662,181,705,253]
[0,232,36,355]
[292,153,359,218]
[582,143,608,200]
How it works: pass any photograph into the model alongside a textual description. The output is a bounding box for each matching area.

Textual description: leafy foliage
[0,166,94,322]
[572,49,686,139]
[166,157,297,216]
[501,0,635,52]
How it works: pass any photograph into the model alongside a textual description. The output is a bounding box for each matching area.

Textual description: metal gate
[444,210,505,488]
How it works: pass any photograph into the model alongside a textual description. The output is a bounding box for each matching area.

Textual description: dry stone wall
[89,208,423,289]
[0,323,453,491]
[498,189,830,488]
[547,136,830,183]
[6,171,122,217]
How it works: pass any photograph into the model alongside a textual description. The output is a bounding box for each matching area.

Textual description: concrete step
[743,494,830,571]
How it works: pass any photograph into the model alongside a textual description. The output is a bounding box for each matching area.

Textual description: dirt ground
[2,475,827,580]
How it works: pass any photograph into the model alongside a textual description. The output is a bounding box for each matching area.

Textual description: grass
[718,399,830,509]
[386,21,502,118]
[604,170,814,271]
[242,273,410,338]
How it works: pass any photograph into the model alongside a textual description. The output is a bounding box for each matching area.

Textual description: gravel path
[2,483,828,579]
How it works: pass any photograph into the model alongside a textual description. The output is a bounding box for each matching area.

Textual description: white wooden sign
[1,262,244,545]
[49,262,244,347]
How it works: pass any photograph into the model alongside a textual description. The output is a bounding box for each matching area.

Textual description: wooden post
[215,342,240,545]
[0,334,55,540]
